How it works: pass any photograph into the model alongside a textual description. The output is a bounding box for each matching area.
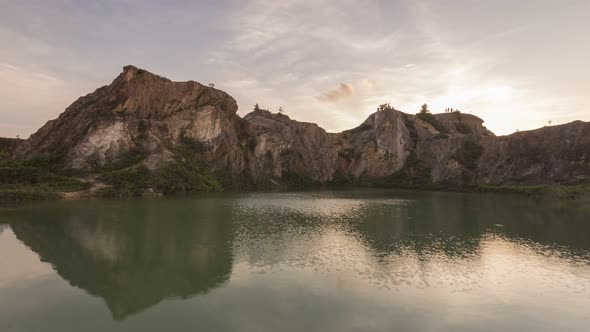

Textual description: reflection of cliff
[352,191,590,255]
[232,191,590,269]
[10,199,233,320]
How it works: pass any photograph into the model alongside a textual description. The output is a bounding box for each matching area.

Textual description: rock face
[245,110,337,183]
[334,109,411,178]
[16,66,260,181]
[8,66,590,188]
[478,122,590,185]
[0,138,22,157]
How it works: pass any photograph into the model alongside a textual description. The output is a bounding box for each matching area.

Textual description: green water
[1,190,589,331]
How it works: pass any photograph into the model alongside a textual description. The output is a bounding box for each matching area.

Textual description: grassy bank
[96,163,222,197]
[0,154,90,201]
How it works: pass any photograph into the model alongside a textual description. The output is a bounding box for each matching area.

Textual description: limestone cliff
[5,66,590,194]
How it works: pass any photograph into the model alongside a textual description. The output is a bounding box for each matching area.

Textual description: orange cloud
[316,83,354,103]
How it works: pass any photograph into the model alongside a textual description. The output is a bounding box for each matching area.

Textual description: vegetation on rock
[461,138,484,171]
[0,153,89,200]
[416,111,448,134]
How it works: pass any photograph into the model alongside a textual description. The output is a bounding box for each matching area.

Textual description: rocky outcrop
[245,110,337,183]
[477,121,590,185]
[0,137,22,157]
[15,65,260,180]
[6,66,590,191]
[334,109,411,178]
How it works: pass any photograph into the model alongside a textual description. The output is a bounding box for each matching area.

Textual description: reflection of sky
[2,222,590,331]
[0,229,53,287]
[2,1,589,138]
[234,192,409,218]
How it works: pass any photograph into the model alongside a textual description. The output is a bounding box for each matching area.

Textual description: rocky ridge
[2,66,590,197]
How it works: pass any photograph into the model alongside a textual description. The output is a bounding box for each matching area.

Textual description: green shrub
[154,162,222,193]
[455,123,471,134]
[98,162,222,196]
[462,139,483,170]
[0,153,89,196]
[100,149,148,172]
[416,113,448,134]
[97,167,152,195]
[280,172,315,189]
[434,133,449,140]
[378,152,432,188]
[402,115,418,144]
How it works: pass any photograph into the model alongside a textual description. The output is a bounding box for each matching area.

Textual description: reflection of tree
[0,223,7,234]
[10,198,234,320]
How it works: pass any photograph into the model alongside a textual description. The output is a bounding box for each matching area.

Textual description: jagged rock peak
[15,65,243,171]
[120,65,170,81]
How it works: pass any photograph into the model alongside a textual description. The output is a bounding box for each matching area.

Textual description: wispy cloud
[316,83,354,103]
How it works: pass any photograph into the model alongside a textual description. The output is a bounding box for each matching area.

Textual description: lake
[1,190,589,331]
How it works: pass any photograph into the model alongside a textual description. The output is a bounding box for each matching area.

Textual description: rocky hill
[2,66,590,197]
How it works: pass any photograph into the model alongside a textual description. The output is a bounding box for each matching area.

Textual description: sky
[1,0,589,138]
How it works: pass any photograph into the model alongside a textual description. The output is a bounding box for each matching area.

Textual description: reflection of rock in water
[10,199,234,320]
[233,191,590,270]
[345,191,590,257]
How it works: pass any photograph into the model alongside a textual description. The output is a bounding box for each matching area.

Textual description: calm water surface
[1,190,589,331]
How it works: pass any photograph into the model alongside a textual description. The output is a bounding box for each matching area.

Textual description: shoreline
[2,182,589,202]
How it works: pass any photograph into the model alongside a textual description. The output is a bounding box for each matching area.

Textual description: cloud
[359,79,373,89]
[0,63,81,138]
[316,83,354,103]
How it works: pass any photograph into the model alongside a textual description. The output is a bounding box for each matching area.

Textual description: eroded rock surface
[9,66,590,188]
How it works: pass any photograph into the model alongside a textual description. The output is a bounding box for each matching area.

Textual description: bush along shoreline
[2,152,589,202]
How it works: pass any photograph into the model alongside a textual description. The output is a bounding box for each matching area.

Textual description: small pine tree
[254,103,260,111]
[420,104,429,114]
[278,106,284,114]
